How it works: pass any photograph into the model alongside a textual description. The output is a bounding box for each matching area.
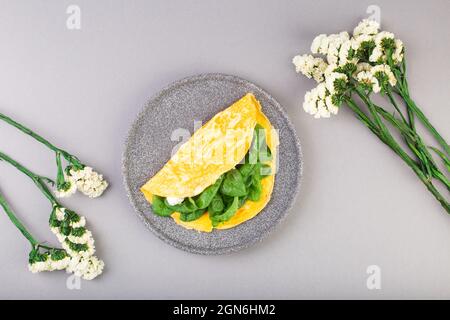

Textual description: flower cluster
[69,167,108,198]
[293,19,405,118]
[55,174,77,198]
[56,166,108,199]
[293,54,327,83]
[46,206,104,280]
[28,248,70,273]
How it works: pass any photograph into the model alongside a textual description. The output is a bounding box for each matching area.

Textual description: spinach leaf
[152,195,174,217]
[221,169,247,197]
[211,196,239,227]
[238,163,255,179]
[195,175,224,209]
[180,208,207,222]
[238,195,248,207]
[208,194,225,216]
[165,197,198,213]
[248,173,263,201]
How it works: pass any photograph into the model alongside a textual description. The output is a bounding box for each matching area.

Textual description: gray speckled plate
[122,74,302,255]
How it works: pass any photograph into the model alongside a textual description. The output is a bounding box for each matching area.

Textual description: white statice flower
[69,167,108,198]
[303,83,324,117]
[351,34,376,62]
[54,207,66,221]
[49,206,98,259]
[55,175,77,198]
[353,19,380,37]
[311,34,328,54]
[67,255,105,280]
[353,62,372,77]
[302,82,341,119]
[370,32,396,63]
[374,31,395,46]
[392,39,404,63]
[370,64,397,87]
[71,216,86,228]
[325,72,348,94]
[351,34,374,50]
[356,71,381,93]
[49,253,71,271]
[62,237,95,258]
[67,230,93,245]
[324,64,338,77]
[292,54,328,83]
[309,32,350,65]
[28,258,52,273]
[338,39,356,65]
[325,32,350,65]
[325,96,339,115]
[369,45,383,63]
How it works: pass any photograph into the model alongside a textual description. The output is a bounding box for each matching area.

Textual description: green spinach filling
[151,124,273,226]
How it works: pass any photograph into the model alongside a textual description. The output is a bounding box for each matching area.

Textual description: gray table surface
[0,0,449,299]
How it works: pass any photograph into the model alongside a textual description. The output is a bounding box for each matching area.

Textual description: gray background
[0,0,449,299]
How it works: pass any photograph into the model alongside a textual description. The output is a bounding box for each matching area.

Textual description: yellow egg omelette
[141,93,278,232]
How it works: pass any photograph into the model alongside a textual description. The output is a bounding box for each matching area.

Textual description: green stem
[0,192,38,246]
[0,151,59,204]
[374,103,450,191]
[0,191,56,251]
[346,97,449,213]
[394,82,450,156]
[0,112,84,168]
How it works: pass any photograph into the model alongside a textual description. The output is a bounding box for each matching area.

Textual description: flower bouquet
[0,112,108,279]
[293,19,449,212]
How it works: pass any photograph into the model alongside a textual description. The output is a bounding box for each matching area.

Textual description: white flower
[54,207,66,221]
[351,34,374,51]
[292,54,328,83]
[369,45,384,62]
[62,239,96,258]
[370,64,397,87]
[325,72,347,94]
[302,82,341,119]
[353,19,380,37]
[325,96,339,115]
[70,167,108,198]
[49,207,97,259]
[338,40,355,65]
[354,62,372,76]
[369,32,398,63]
[325,32,350,65]
[309,32,350,65]
[49,256,71,271]
[67,255,105,280]
[356,71,381,93]
[311,34,327,54]
[68,230,93,245]
[392,39,404,63]
[55,175,77,198]
[28,259,52,273]
[316,99,331,118]
[374,31,395,46]
[71,216,86,228]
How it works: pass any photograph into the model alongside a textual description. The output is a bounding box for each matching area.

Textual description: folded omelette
[141,93,278,232]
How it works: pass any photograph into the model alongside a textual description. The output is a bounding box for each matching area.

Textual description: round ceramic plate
[122,74,302,255]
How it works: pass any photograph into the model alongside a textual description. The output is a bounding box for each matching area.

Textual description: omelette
[141,93,278,232]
